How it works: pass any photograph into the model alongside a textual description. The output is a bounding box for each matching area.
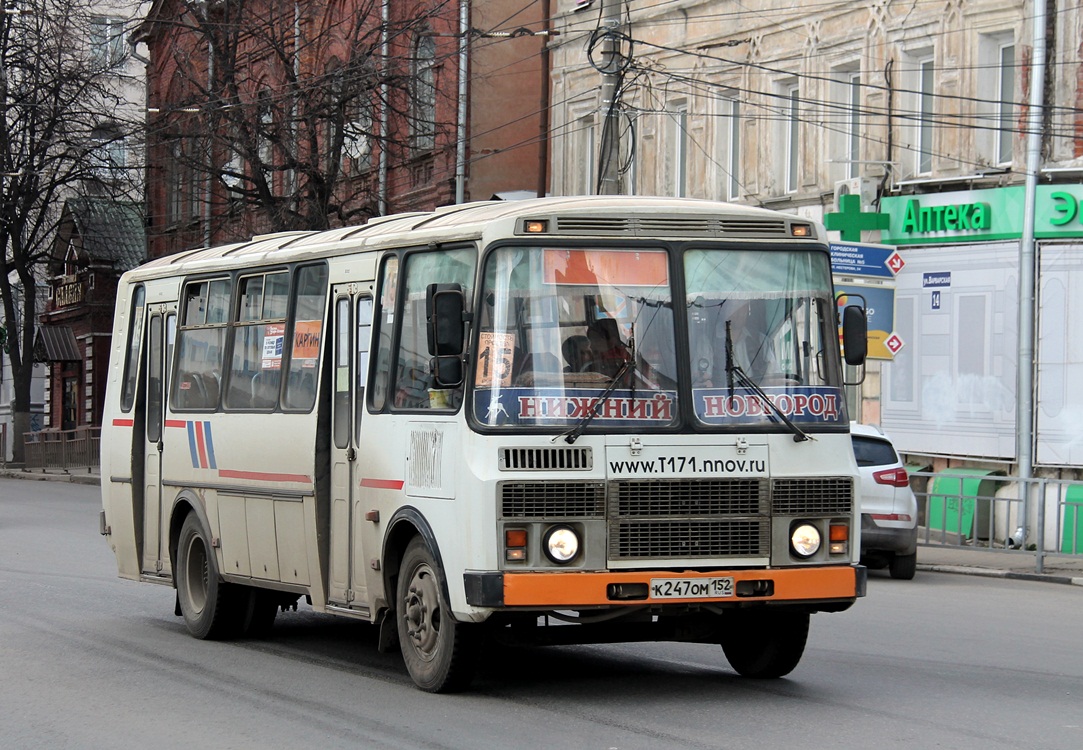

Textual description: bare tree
[143,0,459,249]
[0,0,141,463]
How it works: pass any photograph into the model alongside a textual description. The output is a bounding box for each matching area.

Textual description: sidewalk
[4,465,1082,586]
[916,543,1083,586]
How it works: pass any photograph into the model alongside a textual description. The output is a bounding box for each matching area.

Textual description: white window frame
[90,16,126,68]
[715,96,741,201]
[995,43,1015,165]
[671,103,688,198]
[916,56,935,175]
[784,83,800,193]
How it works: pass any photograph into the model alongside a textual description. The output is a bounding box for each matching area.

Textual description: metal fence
[22,427,100,472]
[911,470,1083,573]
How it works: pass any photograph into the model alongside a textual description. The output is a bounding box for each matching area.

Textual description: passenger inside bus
[514,351,563,387]
[561,335,592,372]
[585,318,629,377]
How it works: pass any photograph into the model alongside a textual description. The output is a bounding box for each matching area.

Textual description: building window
[576,114,595,195]
[917,57,935,174]
[343,99,374,174]
[90,16,126,68]
[670,104,688,197]
[411,34,436,154]
[846,73,861,178]
[716,96,741,201]
[784,83,800,193]
[91,127,126,180]
[996,44,1015,164]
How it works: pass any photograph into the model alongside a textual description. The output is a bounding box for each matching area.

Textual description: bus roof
[124,196,821,282]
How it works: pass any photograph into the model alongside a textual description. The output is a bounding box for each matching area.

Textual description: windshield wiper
[558,357,635,444]
[725,321,813,443]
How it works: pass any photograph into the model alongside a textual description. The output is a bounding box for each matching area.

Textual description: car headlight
[543,525,580,564]
[791,523,821,558]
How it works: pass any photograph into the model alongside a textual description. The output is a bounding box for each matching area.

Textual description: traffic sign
[830,242,901,279]
[885,333,905,355]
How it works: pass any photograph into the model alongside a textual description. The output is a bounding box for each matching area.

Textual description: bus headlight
[543,525,580,564]
[790,523,821,558]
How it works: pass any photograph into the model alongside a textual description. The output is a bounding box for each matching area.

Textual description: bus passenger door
[328,290,374,610]
[141,307,176,577]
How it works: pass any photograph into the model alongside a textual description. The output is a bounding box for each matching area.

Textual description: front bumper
[464,564,866,609]
[861,514,918,556]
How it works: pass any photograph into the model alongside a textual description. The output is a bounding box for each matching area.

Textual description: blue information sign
[829,242,898,279]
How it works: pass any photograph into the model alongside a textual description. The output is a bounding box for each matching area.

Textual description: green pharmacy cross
[825,193,889,242]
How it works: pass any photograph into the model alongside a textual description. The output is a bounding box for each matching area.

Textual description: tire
[720,609,810,679]
[175,513,245,640]
[889,552,917,580]
[395,537,476,692]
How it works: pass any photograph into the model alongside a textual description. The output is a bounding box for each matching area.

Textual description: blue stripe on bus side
[203,422,217,470]
[186,422,200,468]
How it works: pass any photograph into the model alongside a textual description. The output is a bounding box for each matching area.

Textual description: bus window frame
[280,263,329,414]
[224,266,291,412]
[120,284,147,413]
[368,244,477,416]
[467,238,687,437]
[171,274,233,413]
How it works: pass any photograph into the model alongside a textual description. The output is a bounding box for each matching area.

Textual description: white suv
[851,422,918,580]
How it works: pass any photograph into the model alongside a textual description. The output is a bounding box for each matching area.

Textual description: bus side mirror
[430,355,463,388]
[842,305,867,366]
[426,283,465,356]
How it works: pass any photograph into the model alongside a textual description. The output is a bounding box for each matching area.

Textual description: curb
[0,470,101,486]
[917,563,1083,587]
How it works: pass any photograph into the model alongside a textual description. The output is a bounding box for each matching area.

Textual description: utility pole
[595,0,623,195]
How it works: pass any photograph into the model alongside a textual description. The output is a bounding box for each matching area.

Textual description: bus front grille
[771,477,853,515]
[610,478,768,516]
[500,481,606,518]
[609,519,769,559]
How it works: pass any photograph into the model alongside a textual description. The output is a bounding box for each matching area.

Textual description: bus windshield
[473,245,845,430]
[684,247,844,427]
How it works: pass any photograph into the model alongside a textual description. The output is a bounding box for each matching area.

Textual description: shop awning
[35,325,81,362]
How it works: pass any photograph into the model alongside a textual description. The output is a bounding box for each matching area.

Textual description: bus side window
[120,285,146,412]
[283,265,327,412]
[370,256,399,412]
[172,279,229,411]
[390,248,475,410]
[226,271,288,411]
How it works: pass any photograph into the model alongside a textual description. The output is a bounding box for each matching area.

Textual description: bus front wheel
[395,537,476,692]
[720,609,809,679]
[176,513,244,640]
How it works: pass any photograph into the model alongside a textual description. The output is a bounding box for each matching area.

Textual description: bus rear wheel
[395,537,476,692]
[720,609,810,679]
[176,513,245,640]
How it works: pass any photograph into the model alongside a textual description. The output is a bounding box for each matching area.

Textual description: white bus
[101,196,869,692]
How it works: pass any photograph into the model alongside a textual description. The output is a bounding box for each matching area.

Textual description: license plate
[649,577,734,599]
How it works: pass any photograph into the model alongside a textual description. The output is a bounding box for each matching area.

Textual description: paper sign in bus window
[476,331,515,387]
[262,324,285,369]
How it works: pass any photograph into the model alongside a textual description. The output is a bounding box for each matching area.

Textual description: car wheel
[175,513,246,639]
[396,537,476,692]
[720,609,809,678]
[889,552,917,580]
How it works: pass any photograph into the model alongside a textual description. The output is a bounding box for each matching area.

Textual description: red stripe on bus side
[194,422,210,469]
[112,418,135,427]
[360,478,405,490]
[164,420,187,429]
[218,469,312,484]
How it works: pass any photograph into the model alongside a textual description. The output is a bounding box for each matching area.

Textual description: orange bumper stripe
[502,566,860,607]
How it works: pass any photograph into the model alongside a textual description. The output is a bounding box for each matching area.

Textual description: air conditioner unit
[833,177,878,211]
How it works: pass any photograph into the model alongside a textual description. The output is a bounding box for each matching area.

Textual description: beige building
[548,2,1083,545]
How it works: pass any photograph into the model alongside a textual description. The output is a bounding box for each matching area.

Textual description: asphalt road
[2,477,1081,749]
